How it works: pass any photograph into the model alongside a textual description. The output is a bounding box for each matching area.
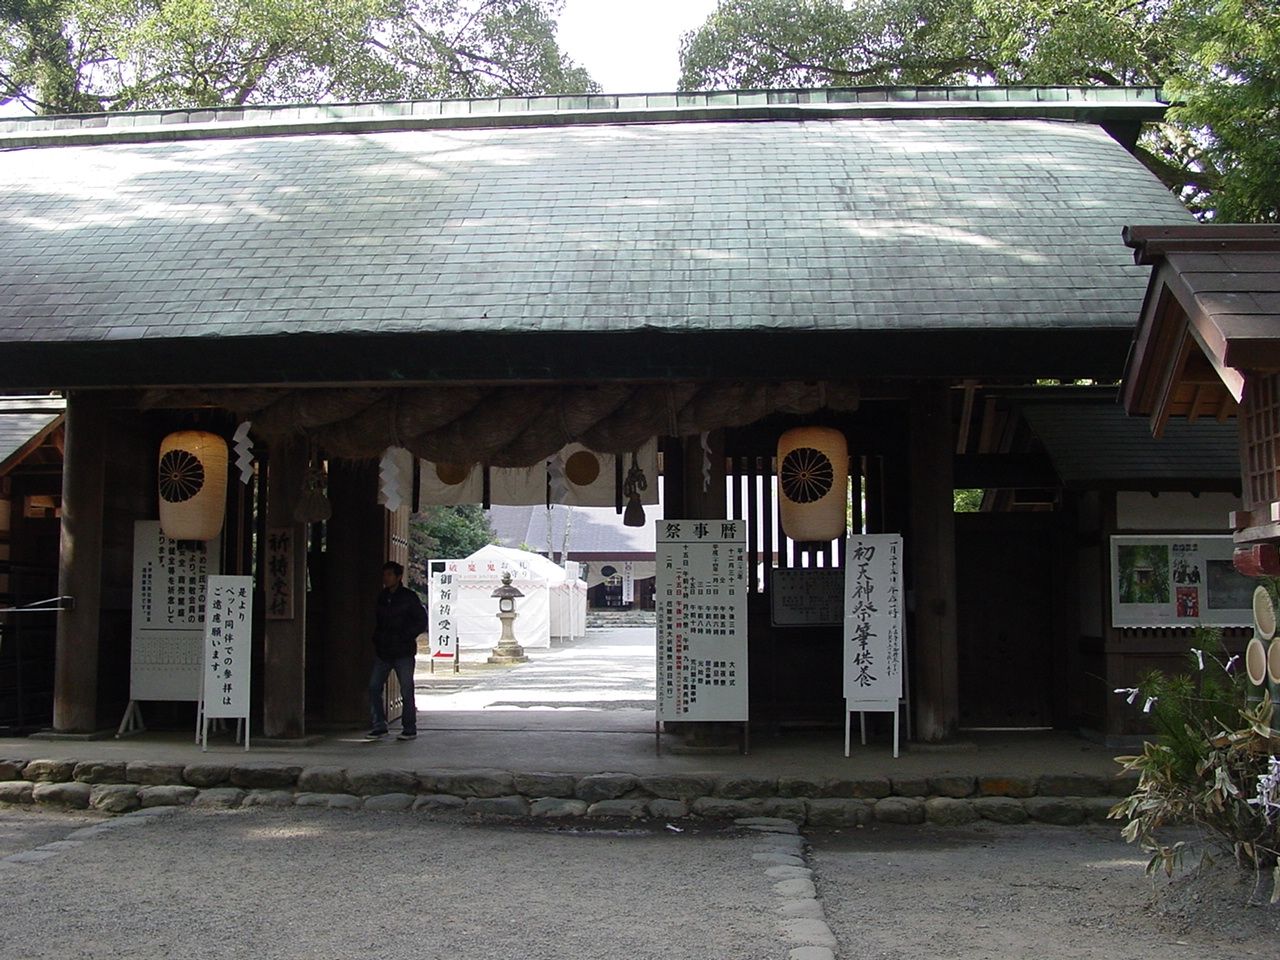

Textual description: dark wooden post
[682,431,726,519]
[908,382,960,741]
[263,437,308,738]
[52,393,107,733]
[323,460,383,725]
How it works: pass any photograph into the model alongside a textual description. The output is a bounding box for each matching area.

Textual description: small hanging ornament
[700,431,712,493]
[232,421,254,485]
[293,453,332,525]
[623,451,649,528]
[547,451,569,505]
[379,447,404,512]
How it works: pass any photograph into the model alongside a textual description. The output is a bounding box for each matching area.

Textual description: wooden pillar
[908,382,960,742]
[263,437,308,738]
[53,393,107,733]
[323,461,383,725]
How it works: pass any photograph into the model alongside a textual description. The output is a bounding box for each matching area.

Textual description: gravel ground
[811,822,1280,960]
[0,807,776,960]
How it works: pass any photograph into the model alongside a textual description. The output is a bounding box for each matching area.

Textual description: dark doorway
[955,514,1059,728]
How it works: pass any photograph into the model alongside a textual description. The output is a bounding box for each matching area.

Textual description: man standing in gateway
[367,561,426,741]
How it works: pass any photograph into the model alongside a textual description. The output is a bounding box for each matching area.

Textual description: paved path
[0,806,778,960]
[417,627,656,717]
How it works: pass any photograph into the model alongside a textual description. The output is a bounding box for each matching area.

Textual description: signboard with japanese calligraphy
[264,527,294,620]
[1110,535,1253,628]
[129,520,222,702]
[770,568,844,626]
[202,576,253,718]
[843,534,904,706]
[622,561,635,605]
[656,519,748,723]
[428,571,458,660]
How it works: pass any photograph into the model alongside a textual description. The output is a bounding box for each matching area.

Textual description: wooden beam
[262,437,308,738]
[908,382,960,742]
[52,395,106,733]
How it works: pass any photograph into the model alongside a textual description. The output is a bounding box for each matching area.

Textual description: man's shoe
[365,729,388,740]
[396,731,417,741]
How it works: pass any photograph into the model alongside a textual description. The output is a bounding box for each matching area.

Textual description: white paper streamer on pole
[379,447,404,512]
[232,421,254,485]
[700,431,712,493]
[547,452,568,504]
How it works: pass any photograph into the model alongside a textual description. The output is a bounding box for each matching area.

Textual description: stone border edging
[0,758,1131,826]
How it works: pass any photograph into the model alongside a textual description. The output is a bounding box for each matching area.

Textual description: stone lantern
[487,571,528,665]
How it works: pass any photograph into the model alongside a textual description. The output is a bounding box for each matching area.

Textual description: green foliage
[1167,0,1280,222]
[678,0,1277,222]
[1,0,595,113]
[406,504,495,590]
[953,488,983,512]
[1110,626,1280,899]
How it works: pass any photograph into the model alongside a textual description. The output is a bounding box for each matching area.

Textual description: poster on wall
[842,535,905,707]
[129,520,222,702]
[1110,535,1254,628]
[655,520,748,723]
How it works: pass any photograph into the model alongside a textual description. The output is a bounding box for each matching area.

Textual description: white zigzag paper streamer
[700,431,712,493]
[379,447,403,512]
[547,452,568,504]
[232,421,254,485]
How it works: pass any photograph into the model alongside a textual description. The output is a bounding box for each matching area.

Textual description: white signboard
[130,521,222,702]
[656,519,748,722]
[622,561,635,604]
[203,576,253,718]
[428,571,458,661]
[1110,535,1254,628]
[843,535,904,706]
[771,568,843,626]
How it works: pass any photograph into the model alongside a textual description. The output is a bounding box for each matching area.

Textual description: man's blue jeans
[368,655,417,735]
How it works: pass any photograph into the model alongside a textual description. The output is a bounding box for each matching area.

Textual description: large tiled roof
[0,88,1191,385]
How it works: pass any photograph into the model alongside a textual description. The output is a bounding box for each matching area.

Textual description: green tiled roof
[0,88,1191,383]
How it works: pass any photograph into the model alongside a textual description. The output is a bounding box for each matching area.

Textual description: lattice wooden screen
[1241,373,1280,510]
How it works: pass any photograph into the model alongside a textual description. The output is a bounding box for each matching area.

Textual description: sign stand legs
[845,702,901,759]
[116,700,145,738]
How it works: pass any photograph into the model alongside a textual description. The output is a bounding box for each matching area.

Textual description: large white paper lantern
[777,426,848,541]
[158,430,228,541]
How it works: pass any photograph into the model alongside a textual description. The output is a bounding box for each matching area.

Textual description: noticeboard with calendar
[655,519,748,723]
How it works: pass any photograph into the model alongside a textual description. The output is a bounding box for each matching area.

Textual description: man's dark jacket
[373,586,427,661]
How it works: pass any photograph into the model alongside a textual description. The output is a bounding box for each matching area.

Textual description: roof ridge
[0,86,1168,149]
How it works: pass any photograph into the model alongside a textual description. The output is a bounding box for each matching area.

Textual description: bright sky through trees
[556,0,717,92]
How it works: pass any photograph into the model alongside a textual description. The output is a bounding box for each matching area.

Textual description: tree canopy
[406,505,496,591]
[679,0,1277,222]
[0,0,596,114]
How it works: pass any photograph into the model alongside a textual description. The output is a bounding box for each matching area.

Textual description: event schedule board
[130,520,222,702]
[656,520,748,722]
[843,534,905,708]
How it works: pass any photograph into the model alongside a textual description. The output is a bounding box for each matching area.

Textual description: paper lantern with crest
[158,431,228,541]
[777,426,848,542]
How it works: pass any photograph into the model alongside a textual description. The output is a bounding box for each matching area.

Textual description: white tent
[438,545,586,653]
